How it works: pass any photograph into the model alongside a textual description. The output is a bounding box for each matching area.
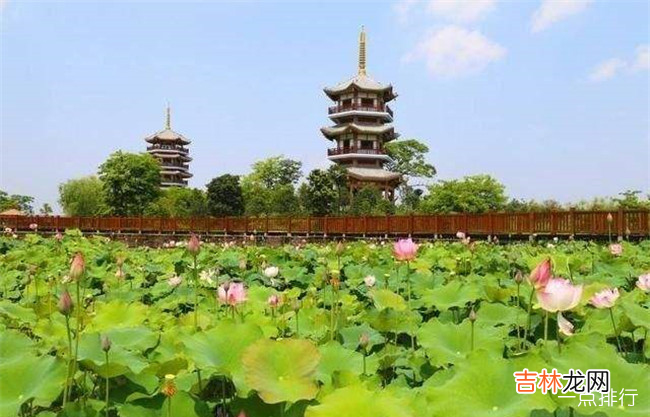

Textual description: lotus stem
[105,351,110,417]
[557,318,562,354]
[71,279,82,401]
[515,283,521,350]
[295,310,300,337]
[362,353,367,375]
[609,308,623,354]
[522,289,535,349]
[63,314,73,407]
[470,320,475,351]
[193,254,198,330]
[544,311,549,343]
[197,369,203,392]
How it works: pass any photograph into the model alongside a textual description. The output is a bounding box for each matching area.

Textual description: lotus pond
[0,231,649,417]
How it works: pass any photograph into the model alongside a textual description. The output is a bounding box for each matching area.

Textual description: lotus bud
[69,252,85,281]
[116,256,125,267]
[239,258,247,270]
[54,231,63,242]
[606,213,613,224]
[514,270,523,284]
[359,333,370,350]
[29,223,38,231]
[291,299,301,312]
[469,308,477,322]
[335,241,344,255]
[101,335,112,352]
[188,234,201,255]
[268,294,280,308]
[58,290,73,316]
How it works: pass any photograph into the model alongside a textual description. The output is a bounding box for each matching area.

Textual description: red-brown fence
[1,209,648,238]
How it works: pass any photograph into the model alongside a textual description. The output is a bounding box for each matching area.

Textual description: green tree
[242,156,303,216]
[327,164,349,214]
[0,190,34,213]
[39,203,53,216]
[247,156,302,188]
[206,174,245,216]
[98,151,161,215]
[146,187,208,217]
[58,176,108,216]
[385,139,436,179]
[300,169,337,216]
[420,175,507,214]
[349,186,395,216]
[614,190,650,209]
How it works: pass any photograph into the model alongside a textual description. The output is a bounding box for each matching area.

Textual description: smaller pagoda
[145,106,193,188]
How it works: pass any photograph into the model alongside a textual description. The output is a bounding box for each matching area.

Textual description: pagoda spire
[165,104,171,129]
[358,26,366,76]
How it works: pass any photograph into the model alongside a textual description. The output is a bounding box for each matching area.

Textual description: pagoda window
[360,98,374,108]
[360,140,373,149]
[340,98,352,108]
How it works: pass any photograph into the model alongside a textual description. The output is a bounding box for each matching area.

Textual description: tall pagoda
[321,27,401,200]
[145,106,193,188]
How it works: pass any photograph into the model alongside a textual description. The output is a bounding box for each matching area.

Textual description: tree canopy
[0,190,34,214]
[58,176,108,216]
[206,174,245,216]
[98,151,161,215]
[420,174,507,214]
[385,139,436,180]
[146,187,208,217]
[300,169,338,216]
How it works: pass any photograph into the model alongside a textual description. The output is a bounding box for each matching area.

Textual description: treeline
[3,140,648,217]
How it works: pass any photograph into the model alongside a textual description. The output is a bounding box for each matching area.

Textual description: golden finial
[358,25,367,76]
[165,103,171,129]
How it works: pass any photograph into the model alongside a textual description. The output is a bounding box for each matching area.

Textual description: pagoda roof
[324,74,396,101]
[347,167,402,182]
[321,123,398,140]
[145,128,191,145]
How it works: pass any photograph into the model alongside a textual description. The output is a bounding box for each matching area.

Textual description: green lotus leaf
[620,299,650,330]
[371,289,407,311]
[475,302,528,328]
[546,333,650,417]
[0,352,67,416]
[338,323,385,350]
[316,341,366,386]
[87,300,149,331]
[0,300,37,325]
[0,328,34,360]
[242,338,320,404]
[416,280,482,311]
[305,384,415,417]
[183,321,263,377]
[77,332,149,377]
[422,350,556,417]
[417,319,507,366]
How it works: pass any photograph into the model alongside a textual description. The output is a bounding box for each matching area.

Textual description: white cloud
[588,45,650,82]
[404,25,506,78]
[631,44,650,72]
[427,0,498,23]
[394,0,418,24]
[588,58,627,82]
[531,0,592,33]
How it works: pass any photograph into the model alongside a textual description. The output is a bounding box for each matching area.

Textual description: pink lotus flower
[609,243,623,256]
[188,234,201,255]
[590,288,620,309]
[29,223,38,230]
[218,282,247,306]
[168,275,182,287]
[54,231,63,242]
[537,278,583,312]
[637,273,650,292]
[557,312,574,336]
[456,231,466,239]
[264,266,279,279]
[528,258,552,290]
[393,238,418,261]
[69,252,85,281]
[268,294,280,308]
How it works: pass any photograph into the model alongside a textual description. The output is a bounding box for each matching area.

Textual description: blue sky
[1,0,648,211]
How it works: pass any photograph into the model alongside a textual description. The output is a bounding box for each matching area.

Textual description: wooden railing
[1,210,648,238]
[327,146,385,156]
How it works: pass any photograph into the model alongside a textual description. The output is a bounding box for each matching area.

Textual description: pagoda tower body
[145,107,193,188]
[321,27,401,201]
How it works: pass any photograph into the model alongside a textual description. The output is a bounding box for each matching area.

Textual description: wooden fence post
[570,208,576,236]
[324,217,328,236]
[617,208,624,239]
